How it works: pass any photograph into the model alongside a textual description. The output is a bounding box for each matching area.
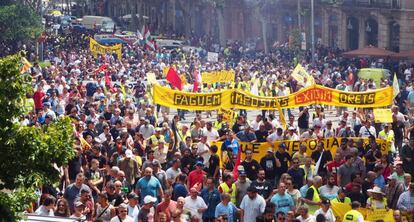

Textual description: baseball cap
[267,148,274,153]
[279,143,287,149]
[127,192,139,200]
[143,195,157,204]
[152,159,160,166]
[247,186,257,193]
[74,201,85,208]
[125,149,133,158]
[321,199,331,205]
[388,174,398,180]
[195,161,204,167]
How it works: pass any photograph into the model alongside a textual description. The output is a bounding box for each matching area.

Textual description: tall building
[95,0,414,51]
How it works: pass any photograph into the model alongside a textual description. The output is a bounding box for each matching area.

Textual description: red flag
[233,148,242,181]
[166,67,182,90]
[95,64,108,74]
[104,71,115,92]
[192,69,201,92]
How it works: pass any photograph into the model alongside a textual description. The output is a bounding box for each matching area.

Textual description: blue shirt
[215,202,237,222]
[408,90,414,105]
[200,188,222,219]
[236,131,257,142]
[173,183,188,201]
[374,175,386,190]
[221,139,240,155]
[135,176,161,204]
[270,193,294,214]
[300,184,309,198]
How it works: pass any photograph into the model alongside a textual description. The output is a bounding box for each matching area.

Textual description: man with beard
[260,147,281,187]
[319,175,340,201]
[135,167,163,205]
[240,186,266,222]
[251,169,273,201]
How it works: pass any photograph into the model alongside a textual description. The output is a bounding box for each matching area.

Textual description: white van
[155,39,183,50]
[81,15,115,32]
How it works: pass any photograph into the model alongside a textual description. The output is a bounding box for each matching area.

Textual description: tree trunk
[130,0,138,31]
[217,8,225,46]
[261,17,268,54]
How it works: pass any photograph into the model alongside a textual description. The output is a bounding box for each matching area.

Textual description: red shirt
[188,170,206,190]
[326,160,345,185]
[33,91,45,110]
[156,200,177,221]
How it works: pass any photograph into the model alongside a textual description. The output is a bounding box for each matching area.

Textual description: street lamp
[311,0,315,64]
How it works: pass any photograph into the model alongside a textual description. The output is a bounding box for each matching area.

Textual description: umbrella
[342,45,394,57]
[50,10,62,16]
[391,49,414,58]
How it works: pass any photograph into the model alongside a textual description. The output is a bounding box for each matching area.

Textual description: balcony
[320,0,401,9]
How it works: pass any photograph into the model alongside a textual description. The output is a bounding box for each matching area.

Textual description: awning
[342,46,395,57]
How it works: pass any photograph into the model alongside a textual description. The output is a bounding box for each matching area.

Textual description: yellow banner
[201,70,235,84]
[153,84,228,111]
[153,84,393,110]
[89,38,122,59]
[214,137,389,164]
[218,108,235,125]
[291,64,315,86]
[366,209,394,222]
[374,108,393,123]
[331,202,395,222]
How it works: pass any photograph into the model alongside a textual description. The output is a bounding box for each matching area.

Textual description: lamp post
[311,0,315,64]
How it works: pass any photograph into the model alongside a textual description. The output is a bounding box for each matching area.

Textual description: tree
[204,0,226,46]
[0,4,43,50]
[0,55,75,221]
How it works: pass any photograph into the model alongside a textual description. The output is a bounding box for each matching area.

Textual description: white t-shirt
[267,132,284,142]
[184,196,207,221]
[314,208,336,222]
[251,120,263,131]
[110,215,134,222]
[203,129,219,142]
[358,125,376,138]
[197,142,211,166]
[127,205,139,222]
[296,215,316,222]
[166,167,181,182]
[240,195,266,222]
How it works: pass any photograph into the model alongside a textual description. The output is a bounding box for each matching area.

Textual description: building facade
[93,0,414,51]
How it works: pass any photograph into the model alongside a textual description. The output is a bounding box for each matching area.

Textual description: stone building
[93,0,414,51]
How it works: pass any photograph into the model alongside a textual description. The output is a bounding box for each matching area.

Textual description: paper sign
[207,52,219,62]
[374,108,393,123]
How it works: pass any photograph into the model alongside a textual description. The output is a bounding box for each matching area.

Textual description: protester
[18,25,414,222]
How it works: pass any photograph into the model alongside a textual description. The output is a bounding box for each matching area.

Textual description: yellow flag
[20,57,32,74]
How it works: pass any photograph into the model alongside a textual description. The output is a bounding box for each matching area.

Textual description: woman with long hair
[55,198,70,217]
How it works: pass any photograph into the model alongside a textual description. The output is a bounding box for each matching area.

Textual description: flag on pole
[393,73,400,99]
[166,67,183,90]
[314,152,323,176]
[20,57,32,74]
[142,25,156,50]
[192,69,202,92]
[251,80,259,96]
[233,148,242,181]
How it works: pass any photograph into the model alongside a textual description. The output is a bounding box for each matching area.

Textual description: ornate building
[95,0,414,51]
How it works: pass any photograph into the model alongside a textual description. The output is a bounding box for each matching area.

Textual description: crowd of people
[16,27,414,222]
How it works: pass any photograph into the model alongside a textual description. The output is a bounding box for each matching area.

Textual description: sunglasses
[119,210,127,213]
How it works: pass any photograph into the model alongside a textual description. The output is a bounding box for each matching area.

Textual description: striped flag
[142,25,156,50]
